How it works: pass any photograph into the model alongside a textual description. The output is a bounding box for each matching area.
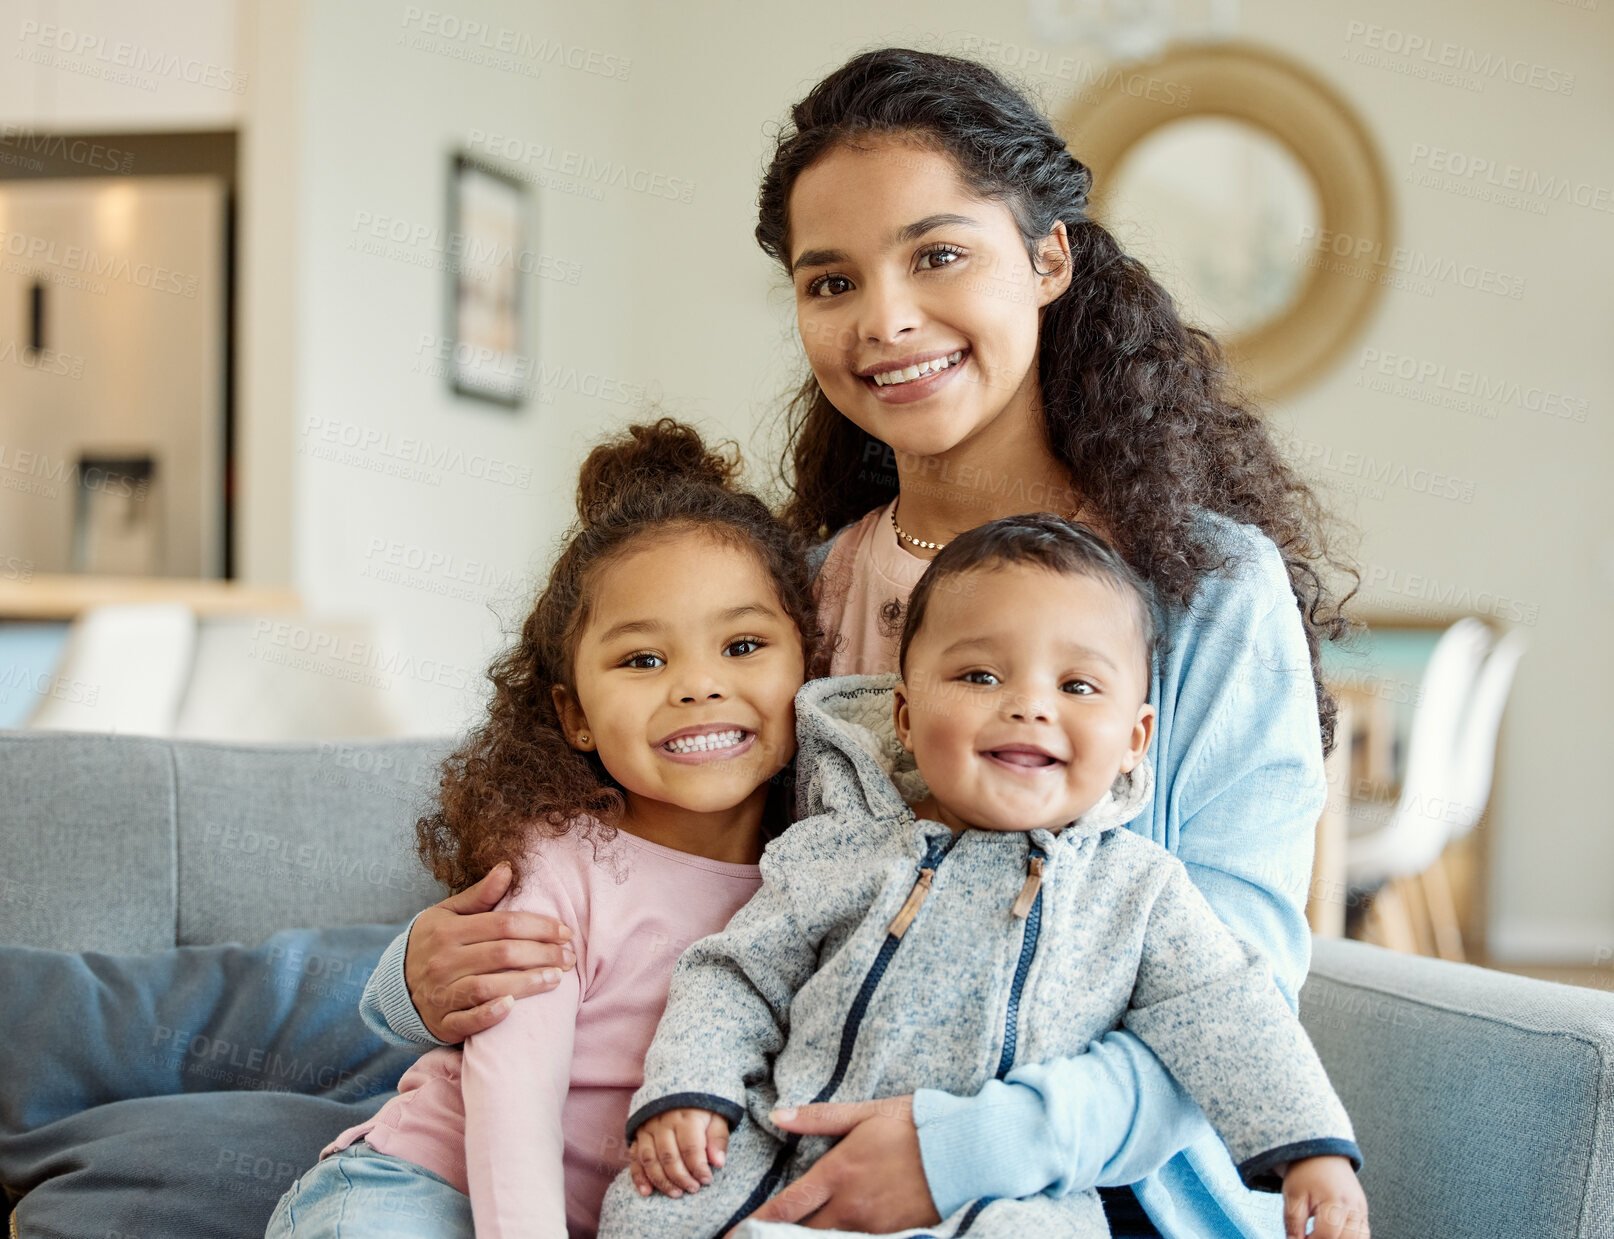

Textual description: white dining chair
[1445,627,1528,841]
[1346,618,1495,958]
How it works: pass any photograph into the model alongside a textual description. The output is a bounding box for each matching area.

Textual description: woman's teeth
[870,350,965,387]
[664,729,746,754]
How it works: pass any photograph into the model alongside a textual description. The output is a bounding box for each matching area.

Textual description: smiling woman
[787,142,1074,496]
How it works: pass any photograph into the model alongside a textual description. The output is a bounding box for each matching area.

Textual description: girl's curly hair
[756,47,1357,753]
[416,419,823,893]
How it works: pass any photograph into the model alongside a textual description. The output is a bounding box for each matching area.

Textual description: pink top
[817,498,928,676]
[324,825,761,1239]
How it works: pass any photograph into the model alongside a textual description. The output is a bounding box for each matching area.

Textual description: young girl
[264,419,820,1239]
[369,49,1356,1239]
[600,515,1367,1239]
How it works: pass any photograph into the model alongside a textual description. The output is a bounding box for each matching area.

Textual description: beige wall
[238,0,646,731]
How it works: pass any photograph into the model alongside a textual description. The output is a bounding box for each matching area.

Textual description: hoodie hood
[793,673,1154,839]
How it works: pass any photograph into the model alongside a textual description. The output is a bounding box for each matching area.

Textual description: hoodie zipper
[720,829,958,1233]
[820,831,957,1099]
[995,843,1048,1079]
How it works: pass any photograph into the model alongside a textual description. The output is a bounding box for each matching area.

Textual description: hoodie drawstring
[1010,854,1045,920]
[887,867,935,938]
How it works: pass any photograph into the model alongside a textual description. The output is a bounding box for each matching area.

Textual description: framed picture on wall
[446,152,528,407]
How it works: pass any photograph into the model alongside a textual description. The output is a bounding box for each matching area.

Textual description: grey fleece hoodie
[599,674,1359,1239]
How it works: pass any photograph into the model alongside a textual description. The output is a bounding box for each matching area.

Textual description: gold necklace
[890,504,947,551]
[890,494,1092,554]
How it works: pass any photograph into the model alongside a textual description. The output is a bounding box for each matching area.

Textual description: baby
[597,514,1368,1239]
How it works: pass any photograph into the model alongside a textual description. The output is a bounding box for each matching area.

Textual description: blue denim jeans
[264,1141,474,1238]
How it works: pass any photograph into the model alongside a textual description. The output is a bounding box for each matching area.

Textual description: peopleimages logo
[1343,21,1575,95]
[0,125,134,173]
[15,20,249,93]
[1407,143,1614,217]
[300,414,533,490]
[1357,349,1589,424]
[1294,226,1526,301]
[465,130,694,204]
[0,227,199,297]
[398,7,631,80]
[1359,564,1540,626]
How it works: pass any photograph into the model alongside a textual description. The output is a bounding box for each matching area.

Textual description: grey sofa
[3,730,1611,1238]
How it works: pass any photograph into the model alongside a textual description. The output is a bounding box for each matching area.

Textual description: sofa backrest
[0,731,453,952]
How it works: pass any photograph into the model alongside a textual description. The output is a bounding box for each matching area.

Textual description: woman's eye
[725,638,765,657]
[1062,679,1095,695]
[806,273,853,298]
[916,245,963,271]
[623,652,664,669]
[961,670,999,686]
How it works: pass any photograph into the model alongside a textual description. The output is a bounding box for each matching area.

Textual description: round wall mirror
[1059,44,1393,400]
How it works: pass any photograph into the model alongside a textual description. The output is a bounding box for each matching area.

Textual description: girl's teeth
[871,350,964,387]
[664,729,745,754]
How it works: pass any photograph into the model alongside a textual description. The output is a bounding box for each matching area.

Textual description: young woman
[367,48,1354,1239]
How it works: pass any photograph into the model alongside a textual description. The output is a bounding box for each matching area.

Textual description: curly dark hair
[756,47,1357,753]
[415,419,823,893]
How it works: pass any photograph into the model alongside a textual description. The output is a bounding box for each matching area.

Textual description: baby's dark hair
[897,515,1155,689]
[415,418,822,893]
[758,46,1355,753]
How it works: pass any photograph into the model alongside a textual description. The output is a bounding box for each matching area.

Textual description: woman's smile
[859,348,971,404]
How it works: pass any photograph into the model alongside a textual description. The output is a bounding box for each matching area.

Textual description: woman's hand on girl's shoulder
[404,863,577,1042]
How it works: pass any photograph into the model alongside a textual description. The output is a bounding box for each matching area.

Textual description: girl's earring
[577,732,591,748]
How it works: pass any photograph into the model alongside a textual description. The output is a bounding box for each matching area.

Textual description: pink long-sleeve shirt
[324,824,761,1238]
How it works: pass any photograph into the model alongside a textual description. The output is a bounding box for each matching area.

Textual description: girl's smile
[657,724,758,763]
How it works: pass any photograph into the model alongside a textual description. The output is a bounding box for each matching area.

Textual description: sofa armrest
[1300,936,1614,1239]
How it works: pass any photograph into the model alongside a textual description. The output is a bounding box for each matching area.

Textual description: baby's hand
[1282,1155,1369,1239]
[628,1108,730,1199]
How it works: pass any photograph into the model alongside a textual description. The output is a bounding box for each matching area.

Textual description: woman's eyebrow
[790,213,982,275]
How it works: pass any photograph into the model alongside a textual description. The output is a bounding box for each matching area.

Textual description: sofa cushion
[4,1091,394,1239]
[0,924,424,1235]
[174,739,449,946]
[0,733,177,953]
[1302,937,1614,1239]
[0,925,418,1134]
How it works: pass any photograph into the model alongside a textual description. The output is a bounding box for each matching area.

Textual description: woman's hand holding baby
[404,862,576,1042]
[1283,1155,1369,1239]
[629,1108,730,1198]
[743,1097,940,1232]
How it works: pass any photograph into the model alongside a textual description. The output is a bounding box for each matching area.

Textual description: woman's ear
[1119,702,1156,774]
[552,684,595,751]
[1033,219,1074,307]
[892,683,915,752]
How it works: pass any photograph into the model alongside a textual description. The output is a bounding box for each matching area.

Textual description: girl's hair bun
[575,417,741,526]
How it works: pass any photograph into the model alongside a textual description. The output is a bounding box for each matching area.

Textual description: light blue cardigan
[361,511,1325,1239]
